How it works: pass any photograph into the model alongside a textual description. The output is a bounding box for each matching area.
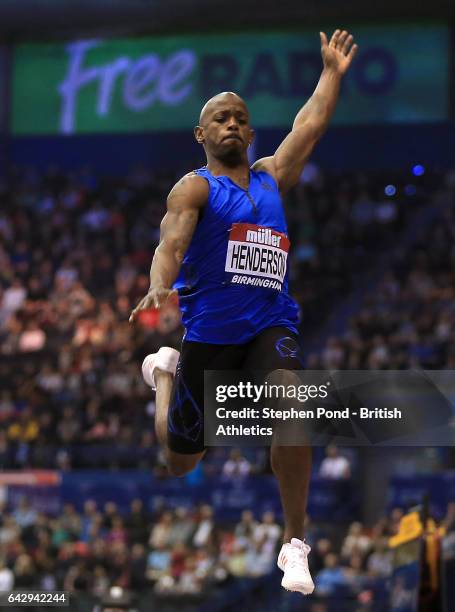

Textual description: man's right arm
[129,173,208,322]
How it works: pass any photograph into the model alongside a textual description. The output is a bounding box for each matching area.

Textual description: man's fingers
[154,289,177,309]
[129,296,149,322]
[342,34,354,55]
[320,32,328,48]
[129,288,177,320]
[129,306,140,323]
[154,292,166,309]
[337,30,349,50]
[329,29,340,48]
[347,44,359,63]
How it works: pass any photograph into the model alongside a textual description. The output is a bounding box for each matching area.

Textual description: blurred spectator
[367,537,393,578]
[254,511,282,548]
[149,511,173,549]
[340,522,372,559]
[0,514,20,545]
[18,321,46,352]
[235,510,258,543]
[319,445,351,479]
[80,499,98,542]
[8,409,39,445]
[13,497,37,529]
[13,554,35,588]
[222,448,252,479]
[168,507,194,546]
[321,338,345,369]
[227,542,248,577]
[311,538,334,575]
[130,543,147,590]
[193,505,214,548]
[344,552,367,594]
[315,553,347,595]
[147,541,171,581]
[1,278,26,315]
[0,557,14,590]
[125,499,149,545]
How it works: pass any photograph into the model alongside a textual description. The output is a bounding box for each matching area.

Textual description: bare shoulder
[251,156,278,181]
[167,171,209,210]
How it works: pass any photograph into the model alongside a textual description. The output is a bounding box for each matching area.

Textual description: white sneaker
[277,538,314,595]
[141,347,180,389]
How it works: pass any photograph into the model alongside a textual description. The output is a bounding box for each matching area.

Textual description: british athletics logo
[224,223,290,291]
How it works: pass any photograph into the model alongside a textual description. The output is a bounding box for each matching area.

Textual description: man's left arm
[253,29,358,194]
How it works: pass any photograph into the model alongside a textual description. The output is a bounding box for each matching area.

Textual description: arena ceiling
[0,0,453,41]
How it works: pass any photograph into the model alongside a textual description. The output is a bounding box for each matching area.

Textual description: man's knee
[165,450,203,477]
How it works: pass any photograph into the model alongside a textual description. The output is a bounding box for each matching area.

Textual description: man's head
[326,444,338,458]
[194,92,254,165]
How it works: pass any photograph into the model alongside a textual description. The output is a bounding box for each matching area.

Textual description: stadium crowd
[311,169,455,371]
[0,163,453,606]
[0,494,414,603]
[0,163,435,469]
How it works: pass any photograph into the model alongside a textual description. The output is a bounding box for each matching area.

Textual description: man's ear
[194,125,205,144]
[248,128,255,146]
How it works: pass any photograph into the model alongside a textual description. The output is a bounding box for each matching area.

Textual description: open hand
[320,30,358,76]
[129,287,177,323]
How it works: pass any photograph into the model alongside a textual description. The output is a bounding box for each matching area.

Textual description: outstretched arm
[129,174,208,322]
[253,29,358,194]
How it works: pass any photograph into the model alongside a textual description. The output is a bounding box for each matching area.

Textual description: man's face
[195,96,254,160]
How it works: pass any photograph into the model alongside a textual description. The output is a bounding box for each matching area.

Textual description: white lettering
[58,40,102,134]
[158,50,196,105]
[123,55,161,111]
[98,57,130,115]
[58,41,196,134]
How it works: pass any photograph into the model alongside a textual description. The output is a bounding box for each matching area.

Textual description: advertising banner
[11,24,448,134]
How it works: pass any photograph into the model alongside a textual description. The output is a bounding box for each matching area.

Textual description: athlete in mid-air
[130,30,357,594]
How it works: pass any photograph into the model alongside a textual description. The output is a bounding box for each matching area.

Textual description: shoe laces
[287,541,310,570]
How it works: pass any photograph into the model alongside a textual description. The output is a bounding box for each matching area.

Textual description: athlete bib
[225,223,290,292]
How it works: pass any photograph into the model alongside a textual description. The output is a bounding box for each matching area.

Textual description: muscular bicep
[157,173,208,263]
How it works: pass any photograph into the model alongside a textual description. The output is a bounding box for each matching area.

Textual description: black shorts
[167,326,304,455]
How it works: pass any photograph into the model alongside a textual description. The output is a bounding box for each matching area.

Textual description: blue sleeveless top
[173,166,299,344]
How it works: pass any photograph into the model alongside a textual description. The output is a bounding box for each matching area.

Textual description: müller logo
[246,228,282,247]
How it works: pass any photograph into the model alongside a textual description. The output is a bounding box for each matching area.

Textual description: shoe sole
[281,578,315,595]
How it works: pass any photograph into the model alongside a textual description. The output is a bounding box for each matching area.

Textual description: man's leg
[154,369,205,477]
[146,341,244,477]
[266,366,313,543]
[244,328,314,594]
[270,444,312,542]
[245,329,312,541]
